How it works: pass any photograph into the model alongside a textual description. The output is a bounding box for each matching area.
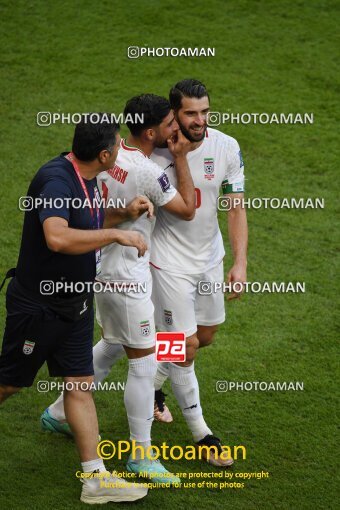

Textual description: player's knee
[185,334,200,363]
[198,325,218,348]
[63,375,94,396]
[0,384,21,403]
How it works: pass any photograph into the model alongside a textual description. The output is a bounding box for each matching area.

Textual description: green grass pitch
[0,0,338,509]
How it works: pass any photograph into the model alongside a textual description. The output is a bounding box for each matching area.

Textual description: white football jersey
[150,128,245,274]
[97,139,177,281]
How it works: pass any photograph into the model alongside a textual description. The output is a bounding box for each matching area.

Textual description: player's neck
[71,156,101,180]
[125,135,152,157]
[189,139,204,152]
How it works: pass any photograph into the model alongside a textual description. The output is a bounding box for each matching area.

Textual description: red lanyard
[66,152,100,229]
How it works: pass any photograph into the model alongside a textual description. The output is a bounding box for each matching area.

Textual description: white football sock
[48,392,66,421]
[48,338,125,422]
[93,338,125,387]
[81,458,106,473]
[154,362,170,391]
[124,353,157,453]
[134,440,152,461]
[168,362,212,442]
[81,458,107,487]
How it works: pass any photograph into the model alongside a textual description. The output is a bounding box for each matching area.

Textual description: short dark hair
[72,113,120,161]
[124,94,171,136]
[169,79,209,110]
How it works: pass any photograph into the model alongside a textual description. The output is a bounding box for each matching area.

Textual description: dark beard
[155,140,169,148]
[178,123,206,142]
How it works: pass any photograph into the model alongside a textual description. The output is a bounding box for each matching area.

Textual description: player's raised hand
[226,263,247,300]
[127,195,154,220]
[115,230,148,257]
[167,129,191,158]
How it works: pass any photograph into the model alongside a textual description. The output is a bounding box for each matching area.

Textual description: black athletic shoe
[196,434,234,467]
[154,390,173,423]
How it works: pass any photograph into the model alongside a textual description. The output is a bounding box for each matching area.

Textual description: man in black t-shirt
[0,115,149,504]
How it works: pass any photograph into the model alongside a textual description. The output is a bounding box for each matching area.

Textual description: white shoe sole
[80,489,148,504]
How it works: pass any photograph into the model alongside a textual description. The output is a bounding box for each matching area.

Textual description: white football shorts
[95,273,155,349]
[150,260,225,337]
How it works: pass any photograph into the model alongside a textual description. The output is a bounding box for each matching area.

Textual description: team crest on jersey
[164,310,173,325]
[23,340,35,355]
[140,320,151,337]
[204,158,215,180]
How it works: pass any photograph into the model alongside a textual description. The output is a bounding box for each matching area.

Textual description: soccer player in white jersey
[151,79,248,467]
[42,94,195,484]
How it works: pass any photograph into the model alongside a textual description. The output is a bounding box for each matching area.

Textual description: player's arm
[162,130,195,221]
[103,196,154,228]
[38,177,147,256]
[222,140,248,299]
[43,217,147,257]
[226,192,248,300]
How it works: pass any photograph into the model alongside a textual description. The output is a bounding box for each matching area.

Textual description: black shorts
[0,279,94,387]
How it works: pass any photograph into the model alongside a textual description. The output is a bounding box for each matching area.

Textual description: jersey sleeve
[137,158,177,207]
[221,137,245,194]
[38,177,72,224]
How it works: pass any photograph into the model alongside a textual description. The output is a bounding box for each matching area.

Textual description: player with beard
[41,94,195,484]
[150,79,248,467]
